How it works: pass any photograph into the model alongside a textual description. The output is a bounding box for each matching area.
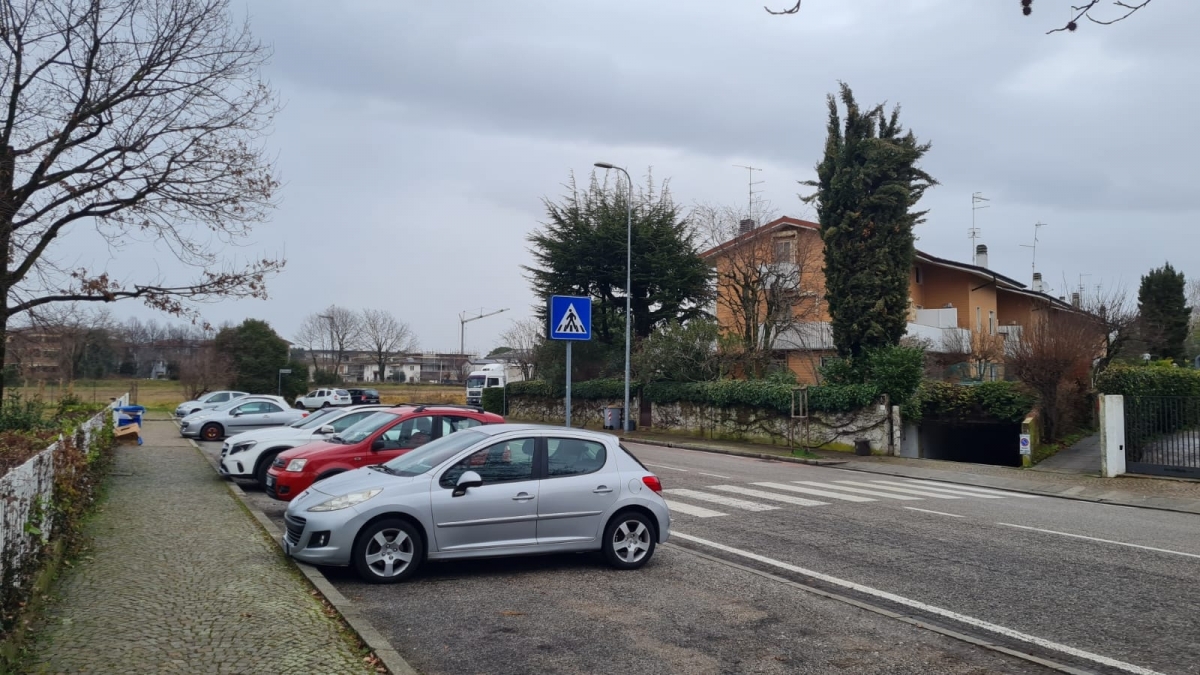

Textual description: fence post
[1099,394,1126,478]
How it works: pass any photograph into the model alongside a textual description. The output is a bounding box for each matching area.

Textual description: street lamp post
[594,162,633,431]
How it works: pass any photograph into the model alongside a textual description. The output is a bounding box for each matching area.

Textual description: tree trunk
[0,144,15,405]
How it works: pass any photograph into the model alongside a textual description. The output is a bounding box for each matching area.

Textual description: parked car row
[175,390,248,418]
[185,397,672,585]
[179,395,306,441]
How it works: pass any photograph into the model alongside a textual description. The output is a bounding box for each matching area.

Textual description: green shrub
[820,345,924,409]
[0,393,51,432]
[912,381,1035,424]
[481,387,506,415]
[1095,364,1200,397]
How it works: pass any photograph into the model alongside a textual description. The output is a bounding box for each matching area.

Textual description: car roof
[471,423,616,441]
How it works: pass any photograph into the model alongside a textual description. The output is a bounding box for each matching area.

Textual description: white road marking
[644,463,689,472]
[996,523,1200,560]
[833,481,962,499]
[710,485,828,507]
[663,489,779,512]
[673,532,1165,675]
[902,479,1041,499]
[792,480,922,501]
[869,480,1004,499]
[664,499,726,518]
[753,482,876,503]
[904,507,966,518]
[698,472,731,479]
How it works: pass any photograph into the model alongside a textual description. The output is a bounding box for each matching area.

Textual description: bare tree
[293,314,331,370]
[1008,308,1103,442]
[177,341,232,399]
[358,309,417,382]
[497,317,543,381]
[765,0,1153,33]
[0,0,283,401]
[1079,284,1138,375]
[697,204,824,379]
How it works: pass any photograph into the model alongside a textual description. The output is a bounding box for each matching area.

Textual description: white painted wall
[1099,394,1126,478]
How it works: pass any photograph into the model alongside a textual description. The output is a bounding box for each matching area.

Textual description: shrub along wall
[490,379,895,452]
[909,381,1037,424]
[1095,364,1200,397]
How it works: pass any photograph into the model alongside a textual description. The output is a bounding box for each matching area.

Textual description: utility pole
[734,164,764,224]
[970,192,989,259]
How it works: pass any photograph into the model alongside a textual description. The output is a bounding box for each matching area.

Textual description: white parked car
[219,405,390,486]
[174,390,248,418]
[294,388,352,410]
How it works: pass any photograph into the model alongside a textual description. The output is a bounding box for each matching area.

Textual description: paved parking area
[193,438,1050,674]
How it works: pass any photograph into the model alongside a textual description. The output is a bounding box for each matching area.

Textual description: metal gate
[1124,396,1200,479]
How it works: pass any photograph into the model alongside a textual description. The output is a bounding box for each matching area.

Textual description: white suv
[219,405,389,486]
[293,388,352,410]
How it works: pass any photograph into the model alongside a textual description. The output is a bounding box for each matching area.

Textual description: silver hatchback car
[282,424,671,583]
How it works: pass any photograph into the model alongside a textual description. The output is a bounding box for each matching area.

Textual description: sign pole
[565,341,573,427]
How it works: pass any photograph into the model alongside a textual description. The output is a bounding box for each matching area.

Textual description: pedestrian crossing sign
[548,295,592,341]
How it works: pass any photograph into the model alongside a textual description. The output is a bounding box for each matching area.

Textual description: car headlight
[307,489,382,512]
[285,458,308,472]
[230,441,256,454]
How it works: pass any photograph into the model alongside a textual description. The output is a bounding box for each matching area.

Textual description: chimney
[1071,292,1081,308]
[1032,272,1043,293]
[975,244,988,269]
[738,219,755,235]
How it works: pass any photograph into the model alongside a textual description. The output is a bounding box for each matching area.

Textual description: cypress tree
[1137,263,1190,363]
[803,83,936,359]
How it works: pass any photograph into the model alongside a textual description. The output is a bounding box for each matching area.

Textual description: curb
[622,433,1200,516]
[618,436,848,467]
[185,433,418,675]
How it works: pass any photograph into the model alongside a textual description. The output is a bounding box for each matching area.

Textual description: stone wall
[505,395,896,453]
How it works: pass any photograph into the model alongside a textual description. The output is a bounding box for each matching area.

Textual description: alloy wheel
[364,528,414,578]
[611,519,650,564]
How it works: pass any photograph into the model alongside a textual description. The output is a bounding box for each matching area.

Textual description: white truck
[466,362,522,407]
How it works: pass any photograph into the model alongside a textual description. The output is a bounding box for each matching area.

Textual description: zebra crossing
[663,478,1037,518]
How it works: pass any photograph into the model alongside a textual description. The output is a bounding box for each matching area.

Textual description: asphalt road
[194,436,1200,675]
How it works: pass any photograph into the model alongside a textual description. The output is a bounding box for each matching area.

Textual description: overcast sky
[77,0,1200,354]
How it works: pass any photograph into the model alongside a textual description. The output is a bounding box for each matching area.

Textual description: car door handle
[593,486,613,494]
[512,493,535,502]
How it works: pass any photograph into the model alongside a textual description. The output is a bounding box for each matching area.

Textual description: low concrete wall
[0,397,123,592]
[505,395,893,453]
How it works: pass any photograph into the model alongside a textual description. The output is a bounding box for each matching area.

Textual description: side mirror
[231,410,242,417]
[370,438,386,451]
[318,425,335,435]
[453,470,483,497]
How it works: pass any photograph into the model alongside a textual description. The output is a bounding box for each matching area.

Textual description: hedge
[912,381,1036,424]
[497,378,880,415]
[1095,364,1200,398]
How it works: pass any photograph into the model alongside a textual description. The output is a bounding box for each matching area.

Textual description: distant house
[702,216,1078,385]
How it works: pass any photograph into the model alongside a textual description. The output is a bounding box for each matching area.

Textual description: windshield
[466,376,485,388]
[381,430,486,476]
[291,407,338,429]
[336,412,399,444]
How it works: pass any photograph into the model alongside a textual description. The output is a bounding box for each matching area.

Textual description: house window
[773,238,793,263]
[820,356,840,369]
[976,307,981,332]
[988,310,995,335]
[914,266,923,284]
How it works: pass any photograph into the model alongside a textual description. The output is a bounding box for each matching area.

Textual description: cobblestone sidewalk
[25,419,377,675]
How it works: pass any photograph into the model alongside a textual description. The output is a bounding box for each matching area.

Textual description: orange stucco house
[702,216,1078,385]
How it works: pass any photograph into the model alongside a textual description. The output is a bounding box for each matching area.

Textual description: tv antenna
[969,192,989,259]
[733,165,763,224]
[1019,222,1047,285]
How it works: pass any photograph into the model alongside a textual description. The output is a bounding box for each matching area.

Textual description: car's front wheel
[603,511,656,570]
[352,519,423,584]
[200,423,224,442]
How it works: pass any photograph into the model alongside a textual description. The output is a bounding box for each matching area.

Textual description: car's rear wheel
[603,511,656,570]
[294,401,305,409]
[200,423,224,442]
[352,519,423,584]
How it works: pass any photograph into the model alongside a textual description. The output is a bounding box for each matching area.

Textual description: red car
[265,404,504,501]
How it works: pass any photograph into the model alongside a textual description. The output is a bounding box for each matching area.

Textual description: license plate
[266,475,276,487]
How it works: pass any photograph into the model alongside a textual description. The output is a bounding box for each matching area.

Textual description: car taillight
[642,476,662,493]
[301,412,309,417]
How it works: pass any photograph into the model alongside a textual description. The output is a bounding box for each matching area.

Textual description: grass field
[13,379,466,412]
